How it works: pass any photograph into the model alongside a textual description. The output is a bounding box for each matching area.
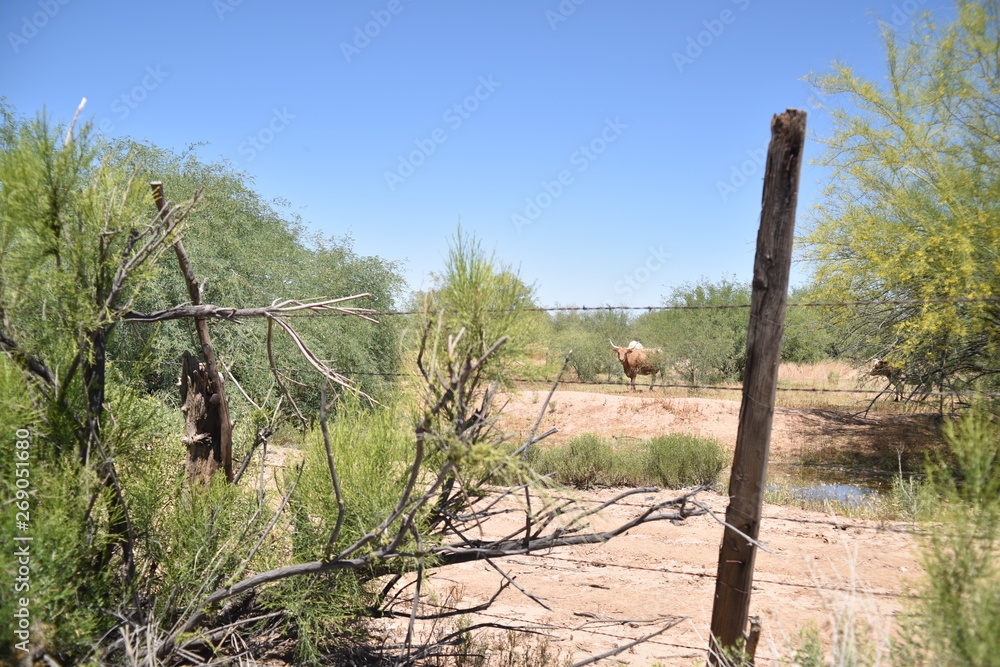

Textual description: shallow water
[767,463,894,507]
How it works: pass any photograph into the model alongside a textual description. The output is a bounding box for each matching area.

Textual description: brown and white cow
[610,339,664,391]
[870,359,904,401]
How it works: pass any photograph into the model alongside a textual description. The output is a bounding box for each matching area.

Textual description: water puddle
[767,463,895,507]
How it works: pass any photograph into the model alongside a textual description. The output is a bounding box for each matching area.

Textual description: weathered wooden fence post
[151,181,234,483]
[709,109,806,663]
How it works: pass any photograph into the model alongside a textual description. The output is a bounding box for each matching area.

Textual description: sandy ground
[372,391,926,665]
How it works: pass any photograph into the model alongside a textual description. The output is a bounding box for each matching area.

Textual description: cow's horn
[610,339,617,348]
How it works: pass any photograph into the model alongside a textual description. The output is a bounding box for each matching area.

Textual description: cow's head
[870,359,896,377]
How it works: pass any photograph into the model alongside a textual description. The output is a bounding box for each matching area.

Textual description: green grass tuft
[532,432,726,489]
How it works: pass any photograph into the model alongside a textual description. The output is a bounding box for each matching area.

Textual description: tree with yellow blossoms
[803,0,1000,398]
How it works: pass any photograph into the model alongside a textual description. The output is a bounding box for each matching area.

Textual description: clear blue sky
[1,0,954,308]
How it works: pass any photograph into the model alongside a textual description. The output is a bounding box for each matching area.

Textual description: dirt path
[374,391,927,665]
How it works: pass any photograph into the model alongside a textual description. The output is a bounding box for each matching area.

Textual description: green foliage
[532,433,726,489]
[782,286,842,364]
[546,309,631,382]
[423,229,539,385]
[286,396,412,564]
[880,472,939,522]
[0,457,115,663]
[804,1,1000,394]
[896,407,1000,665]
[791,623,824,667]
[645,434,727,488]
[635,276,751,384]
[0,109,178,458]
[101,138,406,414]
[533,434,617,488]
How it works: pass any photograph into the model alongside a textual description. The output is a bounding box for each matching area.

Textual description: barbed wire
[245,294,1000,318]
[437,608,719,661]
[110,358,1000,398]
[531,491,920,536]
[521,552,909,599]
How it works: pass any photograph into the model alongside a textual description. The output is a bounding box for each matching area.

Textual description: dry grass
[515,360,929,415]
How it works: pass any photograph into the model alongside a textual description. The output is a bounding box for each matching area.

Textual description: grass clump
[646,433,727,488]
[531,434,616,488]
[532,433,725,489]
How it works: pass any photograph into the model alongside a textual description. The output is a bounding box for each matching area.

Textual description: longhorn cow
[610,339,663,392]
[870,359,904,401]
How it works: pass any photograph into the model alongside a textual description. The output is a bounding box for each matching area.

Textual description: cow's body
[870,359,904,401]
[611,339,663,391]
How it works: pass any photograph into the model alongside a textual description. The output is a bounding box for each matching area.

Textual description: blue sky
[1,0,954,308]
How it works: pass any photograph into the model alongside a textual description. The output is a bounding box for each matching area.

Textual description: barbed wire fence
[115,293,1000,400]
[374,500,914,663]
[107,294,958,660]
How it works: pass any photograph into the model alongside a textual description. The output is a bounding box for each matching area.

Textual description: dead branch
[269,314,378,406]
[320,384,347,555]
[266,317,307,428]
[121,297,378,323]
[154,182,233,482]
[153,317,710,664]
[567,617,686,667]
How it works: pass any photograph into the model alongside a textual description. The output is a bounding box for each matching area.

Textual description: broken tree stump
[179,351,227,484]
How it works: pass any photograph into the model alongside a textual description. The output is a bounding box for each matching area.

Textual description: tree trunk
[180,350,226,484]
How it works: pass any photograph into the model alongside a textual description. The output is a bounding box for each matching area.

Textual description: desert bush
[533,434,616,488]
[895,407,1000,665]
[645,433,727,488]
[545,309,630,383]
[533,433,725,489]
[419,229,539,388]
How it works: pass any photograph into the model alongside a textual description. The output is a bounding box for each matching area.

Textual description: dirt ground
[374,390,927,665]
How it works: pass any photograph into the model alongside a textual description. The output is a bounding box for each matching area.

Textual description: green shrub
[533,434,615,488]
[896,407,1000,665]
[270,396,414,663]
[0,460,115,663]
[645,434,726,488]
[532,433,726,489]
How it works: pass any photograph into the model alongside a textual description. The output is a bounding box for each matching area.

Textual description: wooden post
[152,182,234,483]
[709,110,806,662]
